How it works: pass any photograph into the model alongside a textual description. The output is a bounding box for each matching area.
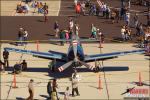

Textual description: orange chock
[12,73,18,88]
[137,72,143,86]
[98,73,102,89]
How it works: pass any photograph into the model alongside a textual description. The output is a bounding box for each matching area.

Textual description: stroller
[13,63,22,74]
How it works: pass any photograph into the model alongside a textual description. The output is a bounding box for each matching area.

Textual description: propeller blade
[78,60,93,70]
[72,40,78,61]
[58,61,74,72]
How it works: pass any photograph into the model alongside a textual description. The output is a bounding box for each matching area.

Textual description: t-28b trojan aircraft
[4,38,145,72]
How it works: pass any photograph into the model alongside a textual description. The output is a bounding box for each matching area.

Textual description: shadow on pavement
[6,66,129,78]
[6,67,49,73]
[39,94,49,99]
[100,66,129,72]
[130,82,150,87]
[36,19,45,22]
[16,97,25,100]
[58,92,65,95]
[88,85,99,89]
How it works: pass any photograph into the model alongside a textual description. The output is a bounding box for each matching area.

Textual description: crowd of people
[14,0,48,16]
[120,11,150,48]
[13,0,150,45]
[52,17,105,46]
[0,47,27,74]
[26,70,80,100]
[53,18,81,46]
[72,0,138,42]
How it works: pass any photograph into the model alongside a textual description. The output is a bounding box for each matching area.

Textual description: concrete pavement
[0,43,149,99]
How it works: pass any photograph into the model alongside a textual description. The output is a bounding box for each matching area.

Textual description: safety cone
[137,72,143,86]
[98,73,102,89]
[12,73,18,88]
[36,40,39,52]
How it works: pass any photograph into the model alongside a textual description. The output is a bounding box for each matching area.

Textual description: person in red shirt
[75,3,81,15]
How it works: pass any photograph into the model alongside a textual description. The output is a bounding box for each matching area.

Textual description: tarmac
[0,43,149,99]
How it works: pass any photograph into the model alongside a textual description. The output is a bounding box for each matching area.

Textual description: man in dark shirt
[3,49,9,67]
[47,80,52,99]
[17,27,24,46]
[21,60,27,70]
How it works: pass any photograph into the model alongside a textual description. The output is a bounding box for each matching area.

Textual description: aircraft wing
[84,49,145,62]
[4,47,66,61]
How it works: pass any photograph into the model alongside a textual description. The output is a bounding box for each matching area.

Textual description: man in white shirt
[27,79,34,100]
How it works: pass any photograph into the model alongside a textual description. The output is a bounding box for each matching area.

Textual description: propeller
[57,40,78,72]
[58,39,94,72]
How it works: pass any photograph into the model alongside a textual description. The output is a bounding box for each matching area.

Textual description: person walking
[75,3,81,16]
[17,27,24,46]
[90,24,97,39]
[3,49,9,67]
[64,87,70,100]
[43,3,48,22]
[52,79,59,100]
[47,80,52,99]
[44,8,48,22]
[54,21,59,37]
[72,74,80,97]
[27,79,34,100]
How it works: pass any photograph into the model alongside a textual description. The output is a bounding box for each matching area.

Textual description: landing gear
[48,60,56,72]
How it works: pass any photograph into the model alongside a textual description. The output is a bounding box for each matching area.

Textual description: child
[64,87,70,100]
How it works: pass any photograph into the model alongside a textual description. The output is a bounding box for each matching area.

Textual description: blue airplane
[4,39,145,72]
